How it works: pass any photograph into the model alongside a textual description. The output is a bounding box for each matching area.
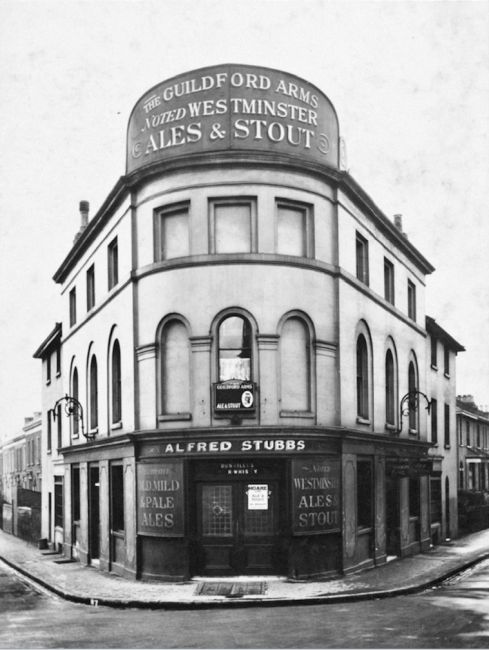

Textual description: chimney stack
[393,214,408,239]
[74,200,90,243]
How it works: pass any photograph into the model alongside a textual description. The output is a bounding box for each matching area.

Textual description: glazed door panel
[197,481,280,575]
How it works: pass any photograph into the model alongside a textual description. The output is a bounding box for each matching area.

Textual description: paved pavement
[1,528,489,609]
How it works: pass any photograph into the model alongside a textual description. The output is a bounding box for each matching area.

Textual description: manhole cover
[195,581,267,597]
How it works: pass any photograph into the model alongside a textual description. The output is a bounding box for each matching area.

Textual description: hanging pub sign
[213,381,256,413]
[291,457,341,535]
[137,461,184,537]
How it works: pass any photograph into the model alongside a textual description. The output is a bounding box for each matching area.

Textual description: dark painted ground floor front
[55,428,434,581]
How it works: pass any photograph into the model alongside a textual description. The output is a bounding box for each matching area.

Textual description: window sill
[111,421,123,430]
[356,417,371,425]
[158,413,192,423]
[431,364,438,371]
[279,410,315,418]
[56,371,61,378]
[46,379,51,386]
[444,372,450,379]
[89,427,99,436]
[408,428,418,436]
[444,445,451,450]
[385,423,397,432]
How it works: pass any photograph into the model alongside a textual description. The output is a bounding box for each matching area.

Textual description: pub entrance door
[196,480,282,575]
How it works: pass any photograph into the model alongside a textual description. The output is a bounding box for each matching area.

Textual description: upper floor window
[430,336,437,368]
[444,346,450,376]
[276,200,313,257]
[56,404,62,450]
[385,349,396,426]
[408,360,418,432]
[160,320,190,415]
[218,315,252,382]
[384,258,395,304]
[444,403,450,447]
[355,233,369,285]
[46,353,52,384]
[407,280,416,321]
[69,287,77,327]
[431,397,438,444]
[47,410,52,453]
[280,316,311,413]
[155,202,189,261]
[111,340,122,424]
[89,355,98,431]
[108,237,119,290]
[56,347,61,376]
[466,420,471,446]
[356,334,369,420]
[72,367,79,438]
[210,198,256,254]
[86,265,95,311]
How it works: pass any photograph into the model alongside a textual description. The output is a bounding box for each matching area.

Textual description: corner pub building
[35,64,448,581]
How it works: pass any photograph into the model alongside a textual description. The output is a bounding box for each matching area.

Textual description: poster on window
[247,484,269,510]
[291,458,340,535]
[137,461,184,536]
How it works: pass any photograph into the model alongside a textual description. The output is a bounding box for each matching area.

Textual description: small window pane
[357,335,369,419]
[162,321,190,413]
[215,204,251,253]
[385,350,395,425]
[72,368,79,437]
[281,318,310,411]
[219,316,251,381]
[277,205,306,256]
[108,238,119,289]
[161,209,189,259]
[112,341,122,423]
[90,356,98,429]
[356,234,369,285]
[384,258,395,304]
[202,485,233,537]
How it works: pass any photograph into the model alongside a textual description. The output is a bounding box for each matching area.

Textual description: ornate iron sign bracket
[52,394,93,441]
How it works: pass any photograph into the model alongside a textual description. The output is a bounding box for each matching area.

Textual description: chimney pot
[394,214,403,231]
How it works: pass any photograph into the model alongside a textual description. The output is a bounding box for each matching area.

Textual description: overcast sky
[1,0,488,439]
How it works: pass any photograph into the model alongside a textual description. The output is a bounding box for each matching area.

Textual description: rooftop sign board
[126,64,339,174]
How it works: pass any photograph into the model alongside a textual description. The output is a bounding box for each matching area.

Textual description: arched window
[385,349,395,426]
[72,367,79,437]
[280,317,310,412]
[111,340,122,424]
[89,355,98,430]
[161,320,190,413]
[356,335,369,419]
[408,360,417,431]
[218,315,252,381]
